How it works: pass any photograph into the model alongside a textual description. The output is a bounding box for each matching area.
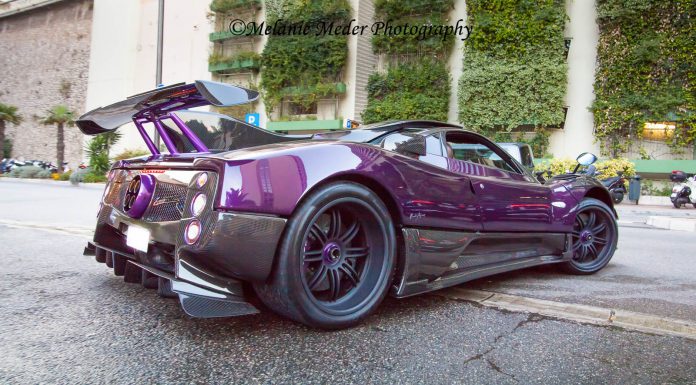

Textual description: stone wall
[0,0,92,168]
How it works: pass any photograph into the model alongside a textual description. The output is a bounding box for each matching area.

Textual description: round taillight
[185,220,202,245]
[190,193,207,216]
[196,173,208,188]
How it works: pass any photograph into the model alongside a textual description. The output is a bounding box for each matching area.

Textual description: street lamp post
[154,0,164,148]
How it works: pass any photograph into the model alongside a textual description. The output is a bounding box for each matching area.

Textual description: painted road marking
[438,288,696,341]
[0,219,93,237]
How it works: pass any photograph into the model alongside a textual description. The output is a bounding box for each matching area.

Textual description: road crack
[461,313,544,382]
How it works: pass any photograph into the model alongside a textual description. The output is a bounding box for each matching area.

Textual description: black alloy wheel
[563,198,618,274]
[254,182,396,329]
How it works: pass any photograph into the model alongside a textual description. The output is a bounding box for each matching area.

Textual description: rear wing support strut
[133,112,210,155]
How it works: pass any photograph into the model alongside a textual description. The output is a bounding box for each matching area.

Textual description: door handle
[468,179,476,194]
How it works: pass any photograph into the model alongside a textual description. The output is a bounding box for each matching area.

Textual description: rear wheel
[563,198,618,274]
[612,191,624,204]
[673,200,681,209]
[254,182,396,329]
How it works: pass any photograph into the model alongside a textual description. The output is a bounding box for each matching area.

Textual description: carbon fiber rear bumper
[84,242,258,318]
[87,204,287,318]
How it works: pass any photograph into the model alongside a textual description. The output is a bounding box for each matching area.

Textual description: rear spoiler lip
[75,80,259,135]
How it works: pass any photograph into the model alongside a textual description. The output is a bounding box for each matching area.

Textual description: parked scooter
[601,171,627,204]
[670,170,696,209]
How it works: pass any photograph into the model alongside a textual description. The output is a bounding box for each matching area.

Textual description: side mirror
[573,152,598,173]
[576,152,598,166]
[395,136,427,157]
[535,171,547,183]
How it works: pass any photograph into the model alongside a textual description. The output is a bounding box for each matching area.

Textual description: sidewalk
[0,176,105,189]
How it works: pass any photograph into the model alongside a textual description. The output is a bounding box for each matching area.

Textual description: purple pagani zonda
[77,81,618,329]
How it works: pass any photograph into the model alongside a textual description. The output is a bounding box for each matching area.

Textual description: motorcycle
[601,171,627,204]
[670,170,696,209]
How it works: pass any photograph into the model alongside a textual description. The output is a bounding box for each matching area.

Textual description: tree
[85,131,122,175]
[0,103,23,159]
[40,105,75,173]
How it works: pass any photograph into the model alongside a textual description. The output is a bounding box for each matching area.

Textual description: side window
[446,132,518,174]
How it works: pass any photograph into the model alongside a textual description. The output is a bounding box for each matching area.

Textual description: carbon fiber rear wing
[75,80,258,154]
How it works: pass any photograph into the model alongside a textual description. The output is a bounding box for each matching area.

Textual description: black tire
[254,182,396,329]
[673,200,681,209]
[612,191,624,204]
[562,198,618,275]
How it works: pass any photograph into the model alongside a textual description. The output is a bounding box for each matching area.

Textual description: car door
[443,131,553,233]
[379,130,482,232]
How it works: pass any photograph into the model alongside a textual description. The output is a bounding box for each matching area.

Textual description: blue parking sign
[245,113,260,126]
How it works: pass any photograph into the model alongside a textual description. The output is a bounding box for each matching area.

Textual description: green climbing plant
[592,0,695,157]
[458,0,567,156]
[364,0,454,123]
[259,0,351,113]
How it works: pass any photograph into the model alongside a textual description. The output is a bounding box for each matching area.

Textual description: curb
[632,195,672,206]
[437,288,696,341]
[647,216,696,232]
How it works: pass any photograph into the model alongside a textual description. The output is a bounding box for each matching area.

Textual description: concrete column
[549,0,601,158]
[447,0,467,124]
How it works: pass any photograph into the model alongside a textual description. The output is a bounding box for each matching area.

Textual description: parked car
[77,81,619,329]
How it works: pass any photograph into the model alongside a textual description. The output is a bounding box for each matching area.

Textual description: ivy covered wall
[592,0,695,157]
[260,0,351,113]
[458,0,567,156]
[362,0,454,123]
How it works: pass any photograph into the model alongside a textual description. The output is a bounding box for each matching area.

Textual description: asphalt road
[1,179,695,384]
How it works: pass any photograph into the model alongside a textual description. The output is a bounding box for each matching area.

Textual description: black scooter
[601,171,627,204]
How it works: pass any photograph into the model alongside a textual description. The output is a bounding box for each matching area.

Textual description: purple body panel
[179,141,581,234]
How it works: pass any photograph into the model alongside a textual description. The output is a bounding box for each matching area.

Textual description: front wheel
[254,182,396,329]
[562,198,618,274]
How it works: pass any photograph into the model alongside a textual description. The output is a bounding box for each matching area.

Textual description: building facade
[0,0,93,167]
[1,0,692,166]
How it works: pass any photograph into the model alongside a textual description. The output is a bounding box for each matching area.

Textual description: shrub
[16,166,43,179]
[82,172,108,183]
[69,168,90,185]
[535,157,636,182]
[86,131,121,175]
[58,171,72,181]
[70,168,107,184]
[594,158,636,180]
[113,149,150,161]
[35,169,52,179]
[534,158,578,176]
